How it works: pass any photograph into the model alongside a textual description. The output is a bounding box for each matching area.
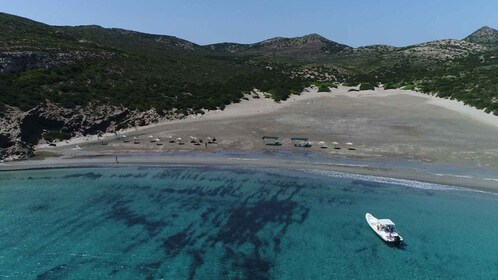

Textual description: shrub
[269,88,290,102]
[318,85,331,92]
[116,123,128,131]
[359,82,375,91]
[43,131,72,142]
[402,84,416,90]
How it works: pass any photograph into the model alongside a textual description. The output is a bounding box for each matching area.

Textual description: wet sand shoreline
[2,149,498,194]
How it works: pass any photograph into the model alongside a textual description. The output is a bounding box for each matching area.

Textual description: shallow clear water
[0,166,497,279]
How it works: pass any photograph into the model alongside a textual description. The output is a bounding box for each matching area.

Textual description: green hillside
[1,12,498,144]
[2,12,497,117]
[464,26,498,46]
[0,13,313,114]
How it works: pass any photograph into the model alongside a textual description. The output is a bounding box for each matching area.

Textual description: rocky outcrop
[18,103,132,144]
[0,106,33,160]
[0,103,167,160]
[0,141,34,160]
[0,52,54,73]
[0,51,116,73]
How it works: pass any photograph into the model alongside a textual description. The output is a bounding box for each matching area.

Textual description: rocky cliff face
[0,106,33,160]
[0,103,166,160]
[0,52,54,73]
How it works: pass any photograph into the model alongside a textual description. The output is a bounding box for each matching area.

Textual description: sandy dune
[42,87,497,165]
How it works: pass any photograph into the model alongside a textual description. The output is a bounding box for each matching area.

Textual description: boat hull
[365,213,403,244]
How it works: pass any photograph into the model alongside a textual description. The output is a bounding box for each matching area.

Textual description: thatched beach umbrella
[345,142,356,150]
[318,141,328,148]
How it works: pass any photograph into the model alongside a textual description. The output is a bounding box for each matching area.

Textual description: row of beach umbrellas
[316,141,354,148]
[120,135,216,145]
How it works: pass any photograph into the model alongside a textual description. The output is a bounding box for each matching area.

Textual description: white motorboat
[366,213,403,245]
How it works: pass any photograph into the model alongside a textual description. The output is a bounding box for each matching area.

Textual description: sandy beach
[2,86,498,192]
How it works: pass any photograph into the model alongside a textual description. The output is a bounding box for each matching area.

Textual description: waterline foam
[302,169,462,192]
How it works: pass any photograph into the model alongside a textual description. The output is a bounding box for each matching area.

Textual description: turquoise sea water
[0,166,498,279]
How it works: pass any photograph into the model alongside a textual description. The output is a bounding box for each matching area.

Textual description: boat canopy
[378,219,395,225]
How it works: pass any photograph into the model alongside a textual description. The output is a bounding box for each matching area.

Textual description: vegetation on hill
[343,49,498,115]
[0,55,311,113]
[0,13,314,114]
[1,12,498,117]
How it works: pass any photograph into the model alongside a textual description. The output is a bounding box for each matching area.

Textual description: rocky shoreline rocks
[0,102,172,160]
